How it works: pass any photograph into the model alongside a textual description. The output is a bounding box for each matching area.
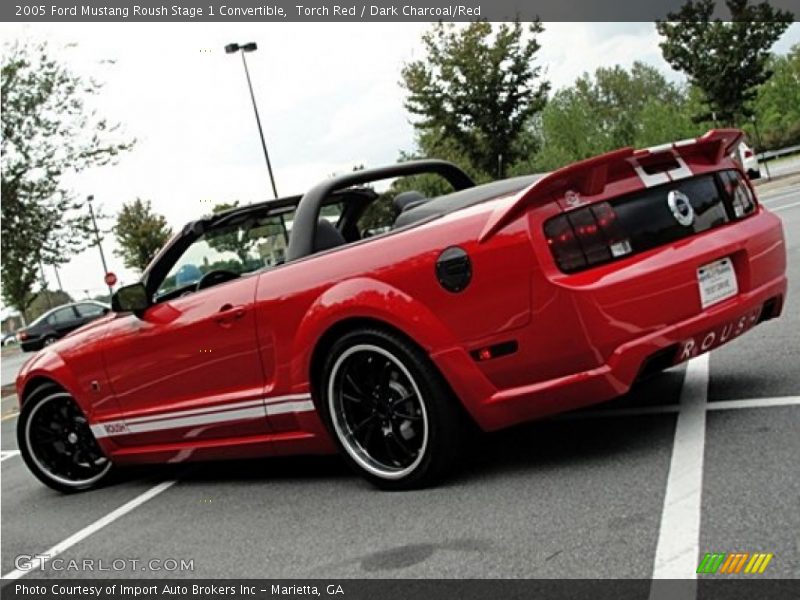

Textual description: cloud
[1,21,798,303]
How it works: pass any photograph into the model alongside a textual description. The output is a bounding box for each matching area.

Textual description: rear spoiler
[478,129,744,243]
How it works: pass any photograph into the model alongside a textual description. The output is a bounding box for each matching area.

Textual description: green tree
[534,62,703,171]
[656,0,793,126]
[751,44,800,149]
[1,41,134,320]
[401,20,549,179]
[206,202,257,264]
[113,199,173,272]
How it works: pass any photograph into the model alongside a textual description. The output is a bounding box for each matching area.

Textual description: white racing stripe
[266,400,315,416]
[649,354,709,598]
[123,398,265,424]
[1,479,177,580]
[91,393,315,438]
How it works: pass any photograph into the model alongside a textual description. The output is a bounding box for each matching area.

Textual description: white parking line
[649,354,709,596]
[1,479,177,580]
[708,396,800,411]
[772,200,800,212]
[760,189,797,203]
[0,450,20,463]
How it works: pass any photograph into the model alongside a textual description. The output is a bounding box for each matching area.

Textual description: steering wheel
[196,269,240,290]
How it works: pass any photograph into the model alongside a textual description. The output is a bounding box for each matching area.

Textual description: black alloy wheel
[321,328,468,490]
[18,384,112,493]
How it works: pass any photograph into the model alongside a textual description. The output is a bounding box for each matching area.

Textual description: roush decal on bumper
[676,306,762,363]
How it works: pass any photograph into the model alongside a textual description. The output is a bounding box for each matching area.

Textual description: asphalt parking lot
[1,176,798,584]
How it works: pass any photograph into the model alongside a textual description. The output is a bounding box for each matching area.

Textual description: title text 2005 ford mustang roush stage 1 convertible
[17,129,786,492]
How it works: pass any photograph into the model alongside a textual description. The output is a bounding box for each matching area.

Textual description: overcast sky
[2,21,799,314]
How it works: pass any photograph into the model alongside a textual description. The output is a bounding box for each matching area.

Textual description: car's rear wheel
[18,384,112,493]
[42,336,57,347]
[321,328,467,490]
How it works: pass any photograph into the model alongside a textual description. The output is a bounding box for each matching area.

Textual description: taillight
[590,203,632,258]
[743,149,754,158]
[544,214,585,272]
[720,170,757,218]
[544,202,632,273]
[18,330,28,341]
[731,177,756,218]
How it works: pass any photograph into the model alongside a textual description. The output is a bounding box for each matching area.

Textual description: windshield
[156,210,294,299]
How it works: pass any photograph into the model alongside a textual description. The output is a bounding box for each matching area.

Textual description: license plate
[698,257,738,309]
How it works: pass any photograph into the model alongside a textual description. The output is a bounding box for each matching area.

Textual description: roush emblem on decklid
[667,189,695,226]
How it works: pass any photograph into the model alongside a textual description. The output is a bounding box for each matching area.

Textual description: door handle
[215,304,246,325]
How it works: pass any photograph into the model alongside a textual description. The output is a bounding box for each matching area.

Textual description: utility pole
[87,195,113,297]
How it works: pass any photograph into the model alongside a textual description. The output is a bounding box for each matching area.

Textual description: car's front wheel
[18,384,112,493]
[321,329,467,490]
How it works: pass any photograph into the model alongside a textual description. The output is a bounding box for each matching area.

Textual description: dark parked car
[18,302,110,352]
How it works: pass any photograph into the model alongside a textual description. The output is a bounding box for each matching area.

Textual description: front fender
[16,346,119,424]
[16,350,82,409]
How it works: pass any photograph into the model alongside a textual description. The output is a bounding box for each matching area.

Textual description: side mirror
[111,283,150,315]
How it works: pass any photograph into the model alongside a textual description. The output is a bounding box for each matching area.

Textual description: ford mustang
[16,129,786,492]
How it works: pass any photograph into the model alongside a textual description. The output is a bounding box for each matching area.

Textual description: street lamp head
[224,43,240,54]
[87,194,94,203]
[242,42,258,52]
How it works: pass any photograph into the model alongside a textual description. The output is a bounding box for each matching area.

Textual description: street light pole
[52,265,64,292]
[750,115,771,181]
[87,195,113,297]
[38,259,52,309]
[225,42,279,199]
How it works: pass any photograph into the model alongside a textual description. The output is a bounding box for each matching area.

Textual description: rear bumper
[435,273,786,432]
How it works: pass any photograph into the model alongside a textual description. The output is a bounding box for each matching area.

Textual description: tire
[42,336,57,347]
[18,383,112,493]
[319,328,468,490]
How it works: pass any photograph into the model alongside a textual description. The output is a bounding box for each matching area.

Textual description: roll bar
[286,159,475,261]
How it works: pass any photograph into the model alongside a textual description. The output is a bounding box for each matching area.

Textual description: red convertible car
[16,129,786,492]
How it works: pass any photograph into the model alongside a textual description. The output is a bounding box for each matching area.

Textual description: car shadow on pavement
[118,454,351,490]
[451,367,683,485]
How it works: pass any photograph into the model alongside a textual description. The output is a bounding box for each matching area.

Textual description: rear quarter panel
[254,197,533,397]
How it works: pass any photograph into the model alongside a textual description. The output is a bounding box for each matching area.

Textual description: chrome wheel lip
[328,344,429,481]
[24,392,111,488]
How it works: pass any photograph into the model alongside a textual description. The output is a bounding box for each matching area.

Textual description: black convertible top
[393,174,544,229]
